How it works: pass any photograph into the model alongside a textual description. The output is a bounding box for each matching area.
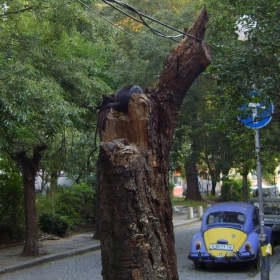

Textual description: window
[207,211,245,225]
[253,209,259,227]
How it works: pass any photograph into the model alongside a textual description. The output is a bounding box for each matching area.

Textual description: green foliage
[37,183,95,236]
[176,0,280,193]
[0,156,25,241]
[100,0,200,88]
[39,214,70,237]
[0,0,119,179]
[169,174,175,194]
[0,1,121,234]
[202,0,280,149]
[220,179,243,202]
[170,124,192,172]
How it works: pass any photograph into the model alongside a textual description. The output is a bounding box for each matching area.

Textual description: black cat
[96,85,143,112]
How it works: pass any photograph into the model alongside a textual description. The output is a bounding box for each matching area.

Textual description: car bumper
[188,251,256,263]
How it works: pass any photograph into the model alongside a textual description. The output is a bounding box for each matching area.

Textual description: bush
[0,159,25,242]
[220,179,243,202]
[37,182,95,236]
[39,213,69,236]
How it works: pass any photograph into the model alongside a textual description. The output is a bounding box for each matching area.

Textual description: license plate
[210,243,234,251]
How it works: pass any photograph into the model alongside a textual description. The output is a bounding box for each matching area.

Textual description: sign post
[238,91,273,280]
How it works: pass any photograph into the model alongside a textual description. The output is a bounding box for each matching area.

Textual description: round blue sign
[238,91,273,129]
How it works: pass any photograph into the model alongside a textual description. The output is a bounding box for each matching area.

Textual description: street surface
[0,222,259,280]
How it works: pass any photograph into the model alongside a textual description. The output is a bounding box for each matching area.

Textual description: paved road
[0,223,260,280]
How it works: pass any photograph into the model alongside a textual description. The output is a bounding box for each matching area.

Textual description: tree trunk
[185,159,203,201]
[50,169,58,195]
[211,179,216,196]
[242,166,249,202]
[97,7,211,280]
[93,157,101,240]
[16,145,47,256]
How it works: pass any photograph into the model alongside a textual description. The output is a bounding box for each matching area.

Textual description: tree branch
[0,6,34,18]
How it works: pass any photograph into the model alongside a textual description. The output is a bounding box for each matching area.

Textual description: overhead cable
[101,0,220,52]
[102,0,201,42]
[102,0,181,43]
[76,0,169,55]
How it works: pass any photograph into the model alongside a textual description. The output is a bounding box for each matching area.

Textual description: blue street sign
[238,91,273,129]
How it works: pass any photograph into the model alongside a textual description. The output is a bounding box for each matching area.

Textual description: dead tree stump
[97,7,211,280]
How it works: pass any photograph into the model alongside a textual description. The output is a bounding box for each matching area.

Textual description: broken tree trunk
[97,7,211,280]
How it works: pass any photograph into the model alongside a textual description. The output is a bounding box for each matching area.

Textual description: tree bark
[16,145,47,256]
[97,7,211,280]
[211,179,217,196]
[50,169,58,195]
[185,159,203,201]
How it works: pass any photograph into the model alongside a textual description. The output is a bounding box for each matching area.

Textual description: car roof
[201,202,256,232]
[204,201,255,215]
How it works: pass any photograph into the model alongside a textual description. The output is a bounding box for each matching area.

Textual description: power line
[101,0,220,52]
[102,0,182,43]
[78,0,220,54]
[76,0,169,55]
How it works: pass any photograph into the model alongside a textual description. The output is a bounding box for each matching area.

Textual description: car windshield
[206,211,245,225]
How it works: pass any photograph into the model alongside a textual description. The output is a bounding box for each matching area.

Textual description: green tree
[220,178,243,202]
[100,0,200,88]
[197,0,280,197]
[0,153,24,239]
[0,0,118,256]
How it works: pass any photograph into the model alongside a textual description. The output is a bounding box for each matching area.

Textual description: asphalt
[0,209,279,279]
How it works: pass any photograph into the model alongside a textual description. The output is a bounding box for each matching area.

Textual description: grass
[171,196,219,209]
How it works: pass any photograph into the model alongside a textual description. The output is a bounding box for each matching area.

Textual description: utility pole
[255,129,269,280]
[238,91,273,280]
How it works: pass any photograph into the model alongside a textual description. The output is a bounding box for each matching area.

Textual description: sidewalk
[0,231,101,275]
[0,211,198,275]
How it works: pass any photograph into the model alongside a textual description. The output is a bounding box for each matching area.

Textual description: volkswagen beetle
[188,202,273,269]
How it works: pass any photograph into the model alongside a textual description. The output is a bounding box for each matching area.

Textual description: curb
[173,218,201,228]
